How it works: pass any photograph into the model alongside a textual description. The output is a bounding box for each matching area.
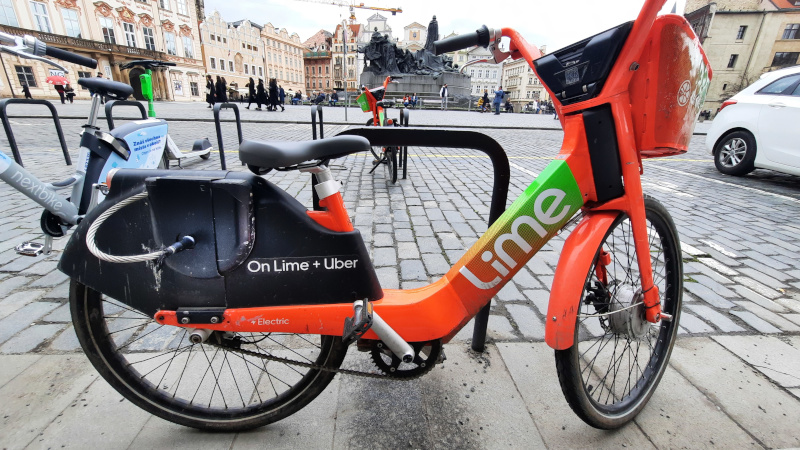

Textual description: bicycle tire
[554,196,682,429]
[387,147,398,184]
[69,281,347,431]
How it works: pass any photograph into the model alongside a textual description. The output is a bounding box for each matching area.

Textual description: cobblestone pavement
[1,102,799,448]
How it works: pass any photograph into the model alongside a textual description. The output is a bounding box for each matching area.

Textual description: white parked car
[706,65,800,176]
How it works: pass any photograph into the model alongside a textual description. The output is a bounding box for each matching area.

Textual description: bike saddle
[120,60,177,70]
[239,135,371,170]
[376,99,394,108]
[78,78,133,100]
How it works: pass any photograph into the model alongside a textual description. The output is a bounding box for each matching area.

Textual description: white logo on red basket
[677,80,692,107]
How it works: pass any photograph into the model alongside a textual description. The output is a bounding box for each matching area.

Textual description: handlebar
[45,45,97,69]
[0,31,97,72]
[120,60,177,70]
[432,25,491,55]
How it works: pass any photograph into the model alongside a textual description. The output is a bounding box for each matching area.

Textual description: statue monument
[358,15,470,105]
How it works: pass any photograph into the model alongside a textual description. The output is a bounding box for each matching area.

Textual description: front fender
[545,210,619,350]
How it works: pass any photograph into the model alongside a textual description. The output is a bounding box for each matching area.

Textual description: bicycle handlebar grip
[432,25,491,55]
[45,45,98,69]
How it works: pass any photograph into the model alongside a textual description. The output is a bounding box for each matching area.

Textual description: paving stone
[394,228,414,242]
[375,267,399,289]
[416,236,441,254]
[511,268,542,289]
[737,277,783,300]
[20,260,59,276]
[43,281,69,300]
[28,269,69,288]
[505,304,544,340]
[48,325,81,352]
[495,283,524,302]
[0,276,31,297]
[731,285,788,313]
[729,310,781,334]
[683,282,735,309]
[373,247,397,267]
[695,256,738,277]
[713,335,800,388]
[522,289,550,317]
[421,253,449,275]
[0,255,41,272]
[399,259,426,281]
[397,242,420,259]
[372,233,394,247]
[678,311,715,333]
[685,305,746,333]
[42,303,72,323]
[733,301,800,332]
[0,289,47,319]
[401,281,427,290]
[439,234,463,250]
[0,324,66,354]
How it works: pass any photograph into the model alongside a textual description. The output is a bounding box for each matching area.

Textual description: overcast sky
[204,0,686,52]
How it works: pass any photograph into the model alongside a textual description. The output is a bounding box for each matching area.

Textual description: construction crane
[294,0,402,22]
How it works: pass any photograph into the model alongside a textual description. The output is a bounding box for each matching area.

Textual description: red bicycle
[62,0,710,431]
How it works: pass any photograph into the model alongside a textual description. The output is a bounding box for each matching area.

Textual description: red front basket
[628,15,712,158]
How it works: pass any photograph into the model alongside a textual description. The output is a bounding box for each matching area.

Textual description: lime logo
[460,188,572,290]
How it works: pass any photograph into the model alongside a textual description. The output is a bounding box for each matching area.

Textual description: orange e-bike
[358,75,404,183]
[60,0,710,432]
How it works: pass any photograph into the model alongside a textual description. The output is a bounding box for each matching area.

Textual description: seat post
[85,94,103,129]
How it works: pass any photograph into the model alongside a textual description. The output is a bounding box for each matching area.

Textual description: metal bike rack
[212,102,243,170]
[104,100,147,130]
[310,105,324,140]
[397,109,410,179]
[336,127,511,353]
[0,98,71,166]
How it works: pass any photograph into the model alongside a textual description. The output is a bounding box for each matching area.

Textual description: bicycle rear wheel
[554,196,682,429]
[70,281,347,431]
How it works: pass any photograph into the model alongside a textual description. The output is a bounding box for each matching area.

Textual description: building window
[259,67,263,77]
[29,1,51,33]
[727,54,738,68]
[164,32,176,55]
[123,22,137,47]
[176,0,187,15]
[143,27,155,50]
[210,57,216,69]
[182,36,193,58]
[736,25,747,40]
[722,83,727,91]
[228,60,233,72]
[59,8,81,38]
[190,81,199,96]
[159,0,169,10]
[16,65,36,87]
[244,65,248,75]
[0,0,18,26]
[772,52,799,67]
[782,24,799,39]
[99,17,116,44]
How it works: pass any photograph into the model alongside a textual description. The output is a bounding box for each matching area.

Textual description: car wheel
[714,131,756,176]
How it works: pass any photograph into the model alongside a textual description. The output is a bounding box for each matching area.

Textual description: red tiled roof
[770,0,800,9]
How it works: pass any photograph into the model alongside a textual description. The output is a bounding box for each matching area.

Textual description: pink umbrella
[46,75,69,85]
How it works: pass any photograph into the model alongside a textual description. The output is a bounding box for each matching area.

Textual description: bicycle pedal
[343,300,373,346]
[15,241,44,257]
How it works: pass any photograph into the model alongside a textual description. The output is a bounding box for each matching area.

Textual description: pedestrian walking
[21,82,32,99]
[246,77,256,109]
[256,79,267,110]
[64,83,75,103]
[268,78,283,111]
[493,86,504,115]
[279,85,286,106]
[216,76,228,103]
[206,75,215,108]
[54,84,65,104]
[440,84,448,110]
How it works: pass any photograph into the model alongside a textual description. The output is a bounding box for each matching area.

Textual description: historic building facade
[303,29,332,95]
[332,22,361,91]
[200,13,263,97]
[0,0,204,101]
[501,55,550,112]
[685,0,800,111]
[261,22,305,93]
[464,46,504,97]
[400,21,426,52]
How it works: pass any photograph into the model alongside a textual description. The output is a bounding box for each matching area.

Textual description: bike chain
[211,341,437,381]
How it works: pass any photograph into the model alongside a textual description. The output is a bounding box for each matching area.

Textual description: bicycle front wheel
[554,196,682,429]
[386,147,398,184]
[70,281,347,431]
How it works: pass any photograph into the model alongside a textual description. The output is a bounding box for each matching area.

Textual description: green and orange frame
[156,0,711,351]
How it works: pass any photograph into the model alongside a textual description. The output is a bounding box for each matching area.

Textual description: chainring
[369,340,443,379]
